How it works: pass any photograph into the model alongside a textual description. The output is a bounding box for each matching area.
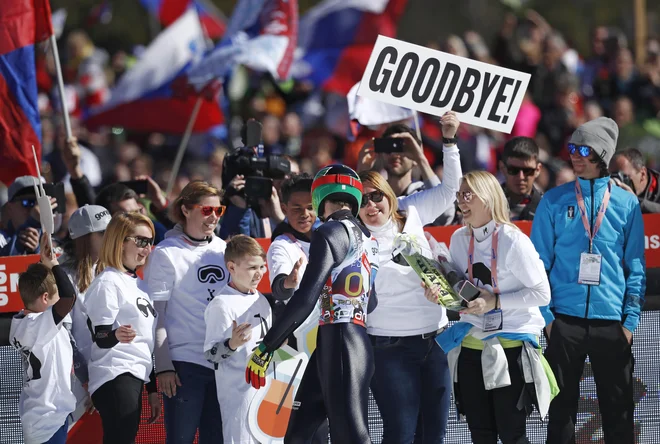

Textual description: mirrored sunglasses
[567,143,592,157]
[19,199,37,208]
[193,205,226,217]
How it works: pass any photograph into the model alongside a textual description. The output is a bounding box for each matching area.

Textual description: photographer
[0,176,58,257]
[219,174,285,239]
[218,122,291,239]
[611,148,660,213]
[95,181,171,244]
[357,123,441,197]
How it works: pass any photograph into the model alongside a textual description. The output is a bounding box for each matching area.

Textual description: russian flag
[292,0,408,96]
[187,0,298,87]
[141,0,227,40]
[0,0,53,186]
[85,9,223,134]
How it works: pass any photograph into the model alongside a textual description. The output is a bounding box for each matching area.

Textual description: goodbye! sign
[358,35,532,134]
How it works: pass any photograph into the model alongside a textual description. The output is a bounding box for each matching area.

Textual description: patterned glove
[245,343,273,389]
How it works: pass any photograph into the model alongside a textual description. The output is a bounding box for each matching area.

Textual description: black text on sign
[358,36,531,134]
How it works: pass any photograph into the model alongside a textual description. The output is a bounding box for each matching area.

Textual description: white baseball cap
[68,205,111,239]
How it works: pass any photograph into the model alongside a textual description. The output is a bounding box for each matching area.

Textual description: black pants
[545,314,634,444]
[456,346,531,444]
[284,323,374,444]
[92,372,144,444]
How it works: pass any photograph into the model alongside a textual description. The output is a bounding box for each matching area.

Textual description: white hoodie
[366,145,461,337]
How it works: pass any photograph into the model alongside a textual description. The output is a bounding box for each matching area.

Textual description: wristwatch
[442,137,457,146]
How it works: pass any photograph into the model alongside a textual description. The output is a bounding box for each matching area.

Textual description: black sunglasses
[361,190,385,208]
[125,236,154,248]
[505,165,537,177]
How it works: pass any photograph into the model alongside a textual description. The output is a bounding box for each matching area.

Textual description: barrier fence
[1,215,660,443]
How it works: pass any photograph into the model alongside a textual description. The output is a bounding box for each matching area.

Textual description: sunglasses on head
[361,190,385,208]
[456,191,474,203]
[125,236,154,248]
[505,165,537,177]
[193,205,226,217]
[567,143,593,157]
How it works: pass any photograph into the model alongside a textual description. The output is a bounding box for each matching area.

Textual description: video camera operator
[219,120,291,239]
[610,148,660,213]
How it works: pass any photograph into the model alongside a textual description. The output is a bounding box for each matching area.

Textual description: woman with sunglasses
[84,212,160,443]
[143,180,228,444]
[428,171,553,444]
[358,112,462,444]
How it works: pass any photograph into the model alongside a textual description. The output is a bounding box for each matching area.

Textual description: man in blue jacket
[531,117,646,444]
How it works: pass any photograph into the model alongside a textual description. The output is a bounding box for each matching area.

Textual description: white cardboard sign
[357,35,532,134]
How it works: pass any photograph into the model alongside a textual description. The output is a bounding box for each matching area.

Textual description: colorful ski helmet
[311,164,363,218]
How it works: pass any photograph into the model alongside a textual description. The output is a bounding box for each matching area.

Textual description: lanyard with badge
[468,225,502,332]
[575,181,611,286]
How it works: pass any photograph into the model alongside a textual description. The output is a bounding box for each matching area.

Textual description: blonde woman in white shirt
[85,212,160,444]
[358,112,462,444]
[426,171,556,444]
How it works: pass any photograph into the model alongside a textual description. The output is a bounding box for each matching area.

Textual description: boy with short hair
[268,173,316,318]
[10,234,77,444]
[204,235,272,444]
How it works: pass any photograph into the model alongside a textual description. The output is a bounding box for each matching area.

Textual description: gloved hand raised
[245,343,273,389]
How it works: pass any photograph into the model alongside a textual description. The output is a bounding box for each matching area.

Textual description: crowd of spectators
[1,11,660,253]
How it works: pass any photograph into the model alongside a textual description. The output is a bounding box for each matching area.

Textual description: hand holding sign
[39,233,58,269]
[358,36,531,134]
[440,111,460,139]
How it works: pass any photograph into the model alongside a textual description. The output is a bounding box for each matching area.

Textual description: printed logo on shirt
[12,338,42,381]
[198,265,227,301]
[136,297,156,318]
[252,313,269,351]
[467,263,492,288]
[198,265,226,284]
[567,205,576,220]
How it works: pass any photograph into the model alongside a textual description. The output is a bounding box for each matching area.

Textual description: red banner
[2,214,660,314]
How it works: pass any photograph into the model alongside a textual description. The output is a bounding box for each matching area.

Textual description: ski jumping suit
[259,209,379,444]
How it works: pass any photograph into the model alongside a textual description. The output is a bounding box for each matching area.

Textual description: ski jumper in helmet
[246,164,379,443]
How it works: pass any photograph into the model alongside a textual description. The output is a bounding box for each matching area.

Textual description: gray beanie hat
[568,117,619,166]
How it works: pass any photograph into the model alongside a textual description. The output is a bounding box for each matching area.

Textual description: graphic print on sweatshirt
[12,337,42,381]
[468,262,492,288]
[136,297,156,318]
[198,264,227,301]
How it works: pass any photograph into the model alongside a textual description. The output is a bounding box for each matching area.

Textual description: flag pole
[166,97,203,197]
[49,34,73,140]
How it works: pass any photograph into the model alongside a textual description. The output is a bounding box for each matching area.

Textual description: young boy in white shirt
[204,235,272,444]
[10,234,77,444]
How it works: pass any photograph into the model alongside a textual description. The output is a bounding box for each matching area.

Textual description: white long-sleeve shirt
[449,220,550,335]
[366,145,462,337]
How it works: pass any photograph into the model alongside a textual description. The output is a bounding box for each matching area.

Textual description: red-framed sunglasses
[193,205,226,217]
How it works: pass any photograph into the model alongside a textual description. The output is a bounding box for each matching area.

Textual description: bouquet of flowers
[392,232,465,311]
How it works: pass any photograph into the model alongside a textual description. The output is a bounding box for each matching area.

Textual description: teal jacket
[530,177,646,332]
